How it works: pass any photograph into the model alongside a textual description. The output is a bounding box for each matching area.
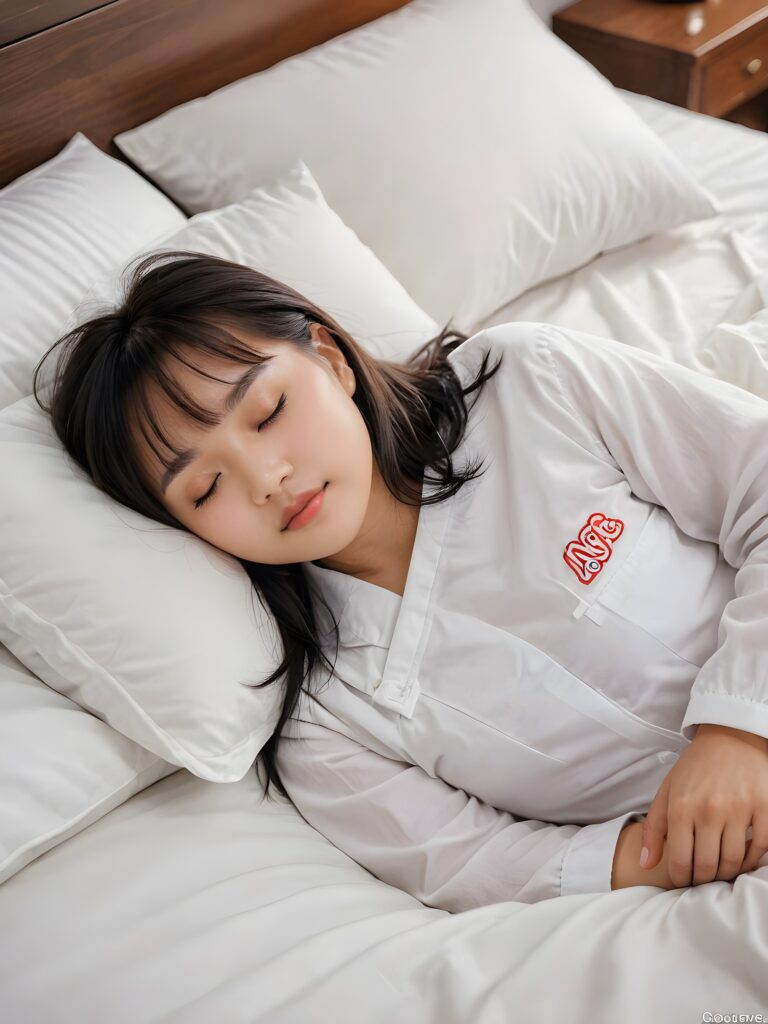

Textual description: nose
[224,429,291,505]
[243,454,292,506]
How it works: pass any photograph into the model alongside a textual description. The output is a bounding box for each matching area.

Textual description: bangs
[126,315,279,482]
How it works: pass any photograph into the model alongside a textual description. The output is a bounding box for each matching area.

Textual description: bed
[2,1,768,1021]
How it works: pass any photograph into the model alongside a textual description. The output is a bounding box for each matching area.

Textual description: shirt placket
[373,483,455,719]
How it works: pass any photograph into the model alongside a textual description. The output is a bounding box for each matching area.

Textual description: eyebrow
[160,357,275,497]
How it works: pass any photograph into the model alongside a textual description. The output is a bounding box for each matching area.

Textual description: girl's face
[135,322,374,565]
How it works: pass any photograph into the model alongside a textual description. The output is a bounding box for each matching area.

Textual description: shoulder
[447,321,624,466]
[455,320,676,403]
[447,321,565,398]
[448,321,562,379]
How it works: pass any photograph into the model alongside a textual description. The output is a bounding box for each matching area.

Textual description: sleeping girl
[34,249,768,911]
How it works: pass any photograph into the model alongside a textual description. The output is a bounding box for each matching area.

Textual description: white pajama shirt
[275,320,768,912]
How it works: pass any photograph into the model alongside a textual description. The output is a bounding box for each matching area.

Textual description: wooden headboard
[0,0,412,189]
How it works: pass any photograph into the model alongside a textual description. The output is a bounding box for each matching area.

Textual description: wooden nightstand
[553,0,768,131]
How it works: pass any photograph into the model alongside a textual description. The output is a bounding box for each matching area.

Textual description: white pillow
[0,162,438,784]
[0,132,187,411]
[114,0,718,334]
[0,645,178,885]
[0,133,188,882]
[67,160,436,366]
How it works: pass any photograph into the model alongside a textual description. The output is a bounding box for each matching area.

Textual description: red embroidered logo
[563,512,625,585]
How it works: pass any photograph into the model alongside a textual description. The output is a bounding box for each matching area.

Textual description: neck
[315,466,422,588]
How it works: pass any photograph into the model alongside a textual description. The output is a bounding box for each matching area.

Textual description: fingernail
[640,847,649,868]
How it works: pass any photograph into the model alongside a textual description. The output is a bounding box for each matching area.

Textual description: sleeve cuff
[681,691,768,744]
[560,811,645,898]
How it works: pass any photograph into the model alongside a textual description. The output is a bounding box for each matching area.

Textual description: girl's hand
[641,723,768,888]
[612,819,677,891]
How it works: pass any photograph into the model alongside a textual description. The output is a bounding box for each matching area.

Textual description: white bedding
[3,96,768,1022]
[3,770,768,1023]
[477,90,768,377]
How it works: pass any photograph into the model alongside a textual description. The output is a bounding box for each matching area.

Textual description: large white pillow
[114,0,718,334]
[64,160,436,367]
[0,162,438,784]
[0,132,187,411]
[0,133,188,883]
[0,645,178,885]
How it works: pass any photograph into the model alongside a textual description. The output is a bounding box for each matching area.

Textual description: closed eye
[193,393,287,510]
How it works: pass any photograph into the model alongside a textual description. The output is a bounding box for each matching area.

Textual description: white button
[377,678,420,719]
[372,679,381,690]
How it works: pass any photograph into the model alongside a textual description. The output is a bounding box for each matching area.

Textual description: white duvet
[3,93,768,1022]
[2,769,767,1023]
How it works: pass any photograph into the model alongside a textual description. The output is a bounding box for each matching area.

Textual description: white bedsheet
[475,90,768,381]
[3,95,768,1022]
[2,769,767,1023]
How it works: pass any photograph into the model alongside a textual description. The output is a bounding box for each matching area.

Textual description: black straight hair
[32,250,504,801]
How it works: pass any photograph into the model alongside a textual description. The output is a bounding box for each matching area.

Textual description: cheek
[345,406,373,476]
[302,388,366,454]
[210,498,251,538]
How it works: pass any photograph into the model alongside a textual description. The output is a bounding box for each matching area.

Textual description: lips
[281,487,324,529]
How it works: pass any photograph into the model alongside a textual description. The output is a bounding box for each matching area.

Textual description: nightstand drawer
[701,23,768,117]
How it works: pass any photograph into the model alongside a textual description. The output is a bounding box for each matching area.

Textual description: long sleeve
[274,718,644,911]
[533,321,768,744]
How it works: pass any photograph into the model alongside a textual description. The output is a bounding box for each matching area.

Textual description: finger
[640,815,667,871]
[666,817,694,888]
[740,816,768,874]
[641,780,670,871]
[713,819,748,882]
[692,819,724,885]
[740,837,756,875]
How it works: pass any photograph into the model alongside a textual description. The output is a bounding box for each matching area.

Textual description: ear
[308,321,356,398]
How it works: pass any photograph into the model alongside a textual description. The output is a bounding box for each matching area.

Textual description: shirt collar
[300,338,486,711]
[304,558,403,649]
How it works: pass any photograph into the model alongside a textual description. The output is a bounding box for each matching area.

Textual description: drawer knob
[745,57,763,76]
